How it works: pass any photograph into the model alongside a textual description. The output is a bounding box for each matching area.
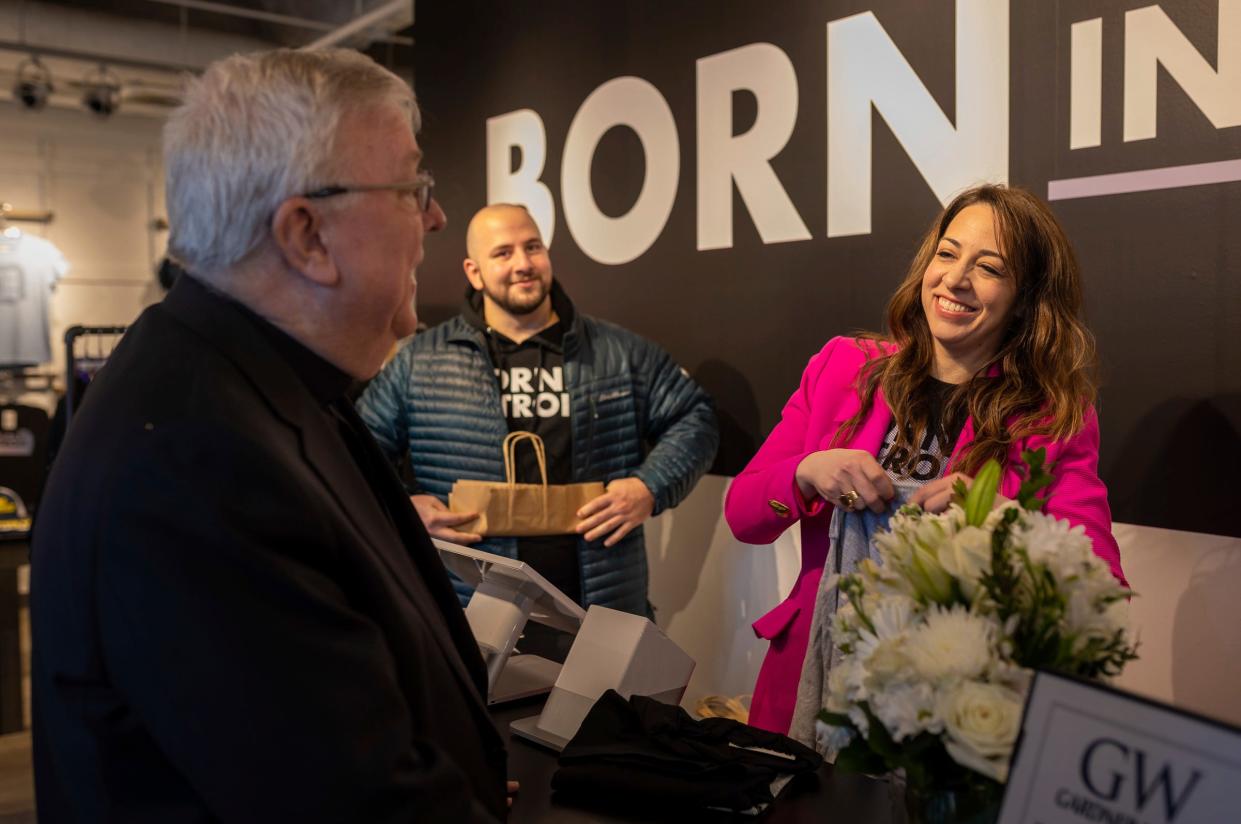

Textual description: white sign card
[998,670,1241,824]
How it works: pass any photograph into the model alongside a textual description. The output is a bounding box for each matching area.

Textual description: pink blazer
[724,337,1126,735]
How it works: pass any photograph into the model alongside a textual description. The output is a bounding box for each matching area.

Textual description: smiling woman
[920,204,1018,383]
[724,184,1126,738]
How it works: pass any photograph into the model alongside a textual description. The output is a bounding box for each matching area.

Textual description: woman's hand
[909,472,1011,513]
[794,449,895,513]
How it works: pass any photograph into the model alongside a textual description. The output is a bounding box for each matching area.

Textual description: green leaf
[834,739,887,775]
[818,709,853,728]
[1015,447,1054,511]
[964,459,1002,526]
[952,477,969,507]
[861,703,900,761]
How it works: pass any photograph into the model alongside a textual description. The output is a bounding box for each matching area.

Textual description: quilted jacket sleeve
[631,342,720,516]
[356,345,413,472]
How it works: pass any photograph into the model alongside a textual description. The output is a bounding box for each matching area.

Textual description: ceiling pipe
[0,39,201,74]
[304,0,410,51]
[145,0,412,46]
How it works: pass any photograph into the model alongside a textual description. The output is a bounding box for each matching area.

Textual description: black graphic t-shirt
[487,321,582,605]
[876,379,969,483]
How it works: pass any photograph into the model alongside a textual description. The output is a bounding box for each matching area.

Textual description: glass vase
[903,780,1002,824]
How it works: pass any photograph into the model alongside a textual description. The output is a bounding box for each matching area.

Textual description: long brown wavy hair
[836,184,1098,475]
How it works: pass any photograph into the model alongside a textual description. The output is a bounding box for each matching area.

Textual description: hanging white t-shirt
[0,233,70,366]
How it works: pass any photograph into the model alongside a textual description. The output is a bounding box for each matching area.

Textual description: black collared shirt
[188,276,399,529]
[232,297,355,407]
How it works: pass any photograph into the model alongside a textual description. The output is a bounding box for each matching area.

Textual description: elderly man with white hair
[30,49,509,822]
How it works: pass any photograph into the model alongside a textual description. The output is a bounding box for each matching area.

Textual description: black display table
[0,534,29,734]
[492,697,898,823]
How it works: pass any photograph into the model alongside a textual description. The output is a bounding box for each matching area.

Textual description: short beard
[484,280,548,316]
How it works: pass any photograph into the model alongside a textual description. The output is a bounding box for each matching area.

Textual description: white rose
[939,680,1024,782]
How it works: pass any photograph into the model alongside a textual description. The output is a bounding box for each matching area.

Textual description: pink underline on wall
[1047,158,1241,201]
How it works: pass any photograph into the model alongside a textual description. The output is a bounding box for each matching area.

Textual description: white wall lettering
[1124,0,1241,143]
[1071,18,1104,150]
[695,43,810,251]
[486,109,556,246]
[826,0,1009,238]
[561,77,679,265]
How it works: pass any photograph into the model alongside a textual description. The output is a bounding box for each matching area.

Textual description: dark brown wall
[413,0,1241,535]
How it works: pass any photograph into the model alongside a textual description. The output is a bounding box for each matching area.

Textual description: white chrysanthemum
[831,600,861,649]
[847,704,870,737]
[1015,511,1095,573]
[904,606,998,682]
[863,638,909,684]
[828,656,869,706]
[939,680,1024,782]
[850,595,917,683]
[857,557,914,598]
[1066,589,1129,650]
[937,526,993,600]
[870,681,942,741]
[868,594,916,638]
[983,499,1022,529]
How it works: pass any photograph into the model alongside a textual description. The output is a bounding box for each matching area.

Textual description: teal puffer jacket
[357,286,718,615]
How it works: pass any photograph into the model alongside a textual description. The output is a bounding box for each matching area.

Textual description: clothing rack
[64,325,127,421]
[0,367,55,401]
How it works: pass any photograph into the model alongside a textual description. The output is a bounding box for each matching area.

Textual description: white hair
[164,48,418,277]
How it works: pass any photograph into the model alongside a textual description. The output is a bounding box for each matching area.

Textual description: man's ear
[463,257,483,291]
[272,198,339,287]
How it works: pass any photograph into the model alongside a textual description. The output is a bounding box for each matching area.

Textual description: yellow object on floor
[695,694,751,724]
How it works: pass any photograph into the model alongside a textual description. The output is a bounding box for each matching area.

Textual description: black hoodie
[461,285,581,606]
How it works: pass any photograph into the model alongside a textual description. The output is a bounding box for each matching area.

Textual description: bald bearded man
[357,204,718,630]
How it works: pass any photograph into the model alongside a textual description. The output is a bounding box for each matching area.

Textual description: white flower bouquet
[817,450,1137,816]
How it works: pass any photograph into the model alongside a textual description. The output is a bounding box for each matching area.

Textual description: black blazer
[31,276,507,822]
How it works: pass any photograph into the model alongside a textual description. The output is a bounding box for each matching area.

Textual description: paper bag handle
[502,431,549,488]
[501,431,549,524]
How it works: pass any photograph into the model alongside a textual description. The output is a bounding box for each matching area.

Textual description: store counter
[492,698,897,823]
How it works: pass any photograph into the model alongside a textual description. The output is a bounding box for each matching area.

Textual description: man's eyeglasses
[302,173,435,213]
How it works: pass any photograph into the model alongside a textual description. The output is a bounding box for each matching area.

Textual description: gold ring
[838,490,860,509]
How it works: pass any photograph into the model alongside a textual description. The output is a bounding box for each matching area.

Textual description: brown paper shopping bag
[448,431,605,537]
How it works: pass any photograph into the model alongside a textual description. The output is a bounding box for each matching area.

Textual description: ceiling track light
[13,55,53,110]
[82,64,122,118]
